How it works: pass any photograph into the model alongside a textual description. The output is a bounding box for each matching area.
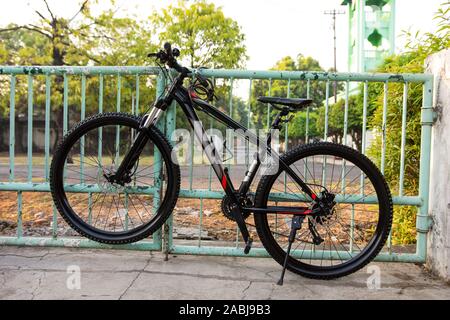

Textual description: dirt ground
[0,191,253,241]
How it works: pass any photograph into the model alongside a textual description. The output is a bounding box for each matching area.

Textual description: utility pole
[324,9,345,103]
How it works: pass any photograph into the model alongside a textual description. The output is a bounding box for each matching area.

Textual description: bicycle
[50,43,393,284]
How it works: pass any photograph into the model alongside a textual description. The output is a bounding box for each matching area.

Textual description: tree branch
[0,25,52,39]
[42,0,56,21]
[35,10,49,23]
[69,0,89,24]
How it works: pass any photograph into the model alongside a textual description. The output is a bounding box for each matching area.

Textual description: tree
[251,54,330,143]
[150,0,247,69]
[316,95,364,150]
[150,1,248,131]
[0,0,157,149]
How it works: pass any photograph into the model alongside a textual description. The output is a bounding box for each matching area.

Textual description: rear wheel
[254,142,392,279]
[50,112,180,244]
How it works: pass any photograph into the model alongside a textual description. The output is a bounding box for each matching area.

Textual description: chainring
[221,195,252,221]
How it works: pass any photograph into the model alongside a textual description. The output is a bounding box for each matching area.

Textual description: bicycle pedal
[244,238,253,254]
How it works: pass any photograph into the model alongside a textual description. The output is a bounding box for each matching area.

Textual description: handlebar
[148,42,187,74]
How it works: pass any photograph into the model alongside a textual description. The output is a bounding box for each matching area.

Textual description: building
[342,0,396,72]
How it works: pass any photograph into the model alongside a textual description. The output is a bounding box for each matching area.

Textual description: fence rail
[0,65,434,263]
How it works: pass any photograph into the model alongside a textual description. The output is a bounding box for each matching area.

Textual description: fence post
[154,71,166,252]
[425,48,450,281]
[164,100,176,259]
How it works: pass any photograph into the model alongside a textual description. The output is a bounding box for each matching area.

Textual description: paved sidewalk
[0,246,449,300]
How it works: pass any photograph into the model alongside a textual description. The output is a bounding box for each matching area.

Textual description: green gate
[0,66,433,263]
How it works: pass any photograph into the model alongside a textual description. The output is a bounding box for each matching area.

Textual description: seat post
[270,105,290,130]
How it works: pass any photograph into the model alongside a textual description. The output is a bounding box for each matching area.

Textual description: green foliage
[315,95,364,149]
[251,54,333,140]
[151,0,247,69]
[0,0,158,123]
[366,1,450,244]
[0,0,248,134]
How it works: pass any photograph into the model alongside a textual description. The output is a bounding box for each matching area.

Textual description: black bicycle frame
[114,71,318,244]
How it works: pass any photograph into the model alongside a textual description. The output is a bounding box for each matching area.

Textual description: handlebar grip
[164,42,172,54]
[172,48,180,57]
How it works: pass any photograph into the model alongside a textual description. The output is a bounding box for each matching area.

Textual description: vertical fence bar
[416,79,433,259]
[360,81,369,195]
[154,72,165,252]
[198,198,203,247]
[361,81,369,155]
[189,131,194,190]
[247,79,252,129]
[27,74,33,182]
[322,80,330,186]
[208,77,215,190]
[350,203,355,253]
[247,79,253,170]
[208,118,213,191]
[323,80,330,140]
[52,205,57,239]
[88,192,93,225]
[17,191,23,238]
[115,75,121,165]
[341,80,350,193]
[343,80,349,145]
[266,79,272,129]
[283,79,291,193]
[98,75,103,170]
[165,98,177,252]
[80,75,86,183]
[63,74,68,134]
[305,79,311,143]
[303,80,311,183]
[124,193,129,231]
[381,81,388,174]
[227,78,234,169]
[9,75,16,182]
[44,75,51,181]
[62,71,69,185]
[399,82,408,196]
[135,74,140,114]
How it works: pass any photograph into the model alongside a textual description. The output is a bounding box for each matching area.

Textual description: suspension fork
[112,105,165,183]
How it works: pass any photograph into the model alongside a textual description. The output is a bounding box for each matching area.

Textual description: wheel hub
[98,171,126,194]
[311,190,336,223]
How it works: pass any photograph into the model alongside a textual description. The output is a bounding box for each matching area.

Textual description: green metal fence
[0,66,433,263]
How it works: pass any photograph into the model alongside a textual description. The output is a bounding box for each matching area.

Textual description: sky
[0,0,444,71]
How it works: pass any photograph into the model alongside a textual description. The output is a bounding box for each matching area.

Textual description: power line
[324,9,345,103]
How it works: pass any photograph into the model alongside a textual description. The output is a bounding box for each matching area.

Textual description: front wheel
[50,112,180,244]
[254,142,393,279]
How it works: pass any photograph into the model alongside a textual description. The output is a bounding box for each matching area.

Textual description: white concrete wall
[426,48,450,281]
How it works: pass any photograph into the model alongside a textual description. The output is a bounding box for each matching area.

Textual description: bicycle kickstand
[277,215,305,286]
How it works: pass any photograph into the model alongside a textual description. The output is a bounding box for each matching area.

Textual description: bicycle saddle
[257,96,313,111]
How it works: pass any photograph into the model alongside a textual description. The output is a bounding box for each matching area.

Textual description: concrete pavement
[0,246,449,300]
